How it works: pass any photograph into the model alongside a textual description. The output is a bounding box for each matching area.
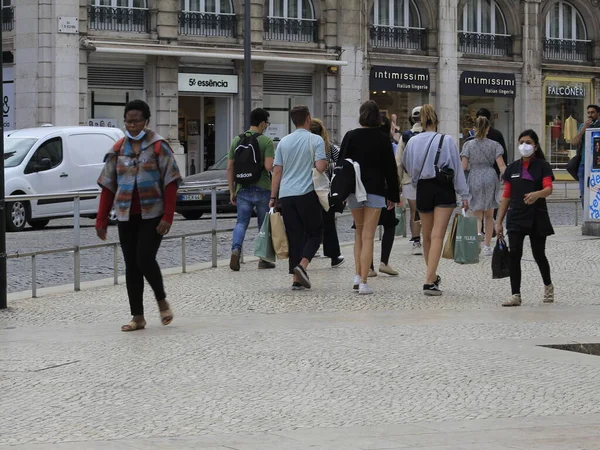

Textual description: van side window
[25,137,63,173]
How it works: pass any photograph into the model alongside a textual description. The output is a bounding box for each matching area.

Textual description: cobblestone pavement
[5,200,583,294]
[1,226,600,449]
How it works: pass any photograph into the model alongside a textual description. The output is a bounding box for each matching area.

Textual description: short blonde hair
[310,118,331,155]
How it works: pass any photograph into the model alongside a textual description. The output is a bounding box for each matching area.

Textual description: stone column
[322,0,339,141]
[521,0,543,139]
[236,60,264,130]
[436,0,459,140]
[156,0,178,40]
[338,0,364,137]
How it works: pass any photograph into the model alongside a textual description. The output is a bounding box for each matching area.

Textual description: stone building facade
[2,0,600,177]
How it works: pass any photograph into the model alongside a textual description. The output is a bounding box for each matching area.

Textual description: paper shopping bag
[454,213,480,265]
[442,213,459,260]
[254,214,276,263]
[269,210,289,260]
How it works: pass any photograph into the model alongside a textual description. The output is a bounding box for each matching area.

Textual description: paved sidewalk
[2,227,600,450]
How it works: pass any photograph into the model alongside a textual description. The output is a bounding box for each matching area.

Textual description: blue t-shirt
[274,128,326,198]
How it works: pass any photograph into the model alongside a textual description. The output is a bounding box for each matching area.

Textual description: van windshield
[4,138,38,168]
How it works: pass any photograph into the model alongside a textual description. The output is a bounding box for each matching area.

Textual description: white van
[4,126,124,231]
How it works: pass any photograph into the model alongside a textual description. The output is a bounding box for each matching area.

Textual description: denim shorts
[347,193,386,210]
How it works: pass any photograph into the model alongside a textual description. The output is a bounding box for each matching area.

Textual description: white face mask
[518,143,535,158]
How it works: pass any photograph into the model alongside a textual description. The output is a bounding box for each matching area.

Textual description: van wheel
[28,219,50,230]
[108,208,118,226]
[6,201,29,232]
[182,211,203,220]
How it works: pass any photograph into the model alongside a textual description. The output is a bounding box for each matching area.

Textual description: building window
[264,0,318,42]
[88,0,150,33]
[179,0,236,37]
[369,0,426,50]
[2,0,14,31]
[458,0,511,56]
[544,1,592,62]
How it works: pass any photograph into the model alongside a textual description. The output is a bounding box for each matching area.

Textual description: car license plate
[180,193,203,201]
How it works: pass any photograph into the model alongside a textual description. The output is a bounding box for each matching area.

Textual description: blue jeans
[578,164,585,205]
[232,186,271,253]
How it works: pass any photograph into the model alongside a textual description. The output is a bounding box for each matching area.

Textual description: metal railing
[543,38,593,62]
[2,6,14,31]
[458,32,512,56]
[369,26,427,51]
[87,5,150,33]
[179,12,237,37]
[264,17,318,42]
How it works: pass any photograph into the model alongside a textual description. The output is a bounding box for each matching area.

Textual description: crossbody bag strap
[433,134,446,168]
[418,133,438,179]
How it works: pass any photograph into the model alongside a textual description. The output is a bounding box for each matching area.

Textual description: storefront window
[263,93,314,146]
[543,77,592,169]
[369,65,430,134]
[88,88,144,129]
[459,71,516,158]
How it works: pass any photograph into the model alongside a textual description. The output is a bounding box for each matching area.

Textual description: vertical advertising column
[583,128,600,235]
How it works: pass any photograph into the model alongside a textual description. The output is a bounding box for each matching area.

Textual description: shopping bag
[312,168,331,211]
[491,237,510,279]
[269,209,289,260]
[394,206,406,237]
[453,210,480,265]
[442,213,459,260]
[254,214,276,263]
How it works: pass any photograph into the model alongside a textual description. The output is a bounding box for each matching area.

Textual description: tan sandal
[121,319,146,332]
[159,302,173,326]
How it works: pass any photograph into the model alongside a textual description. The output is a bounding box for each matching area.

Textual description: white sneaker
[353,275,360,291]
[482,246,493,256]
[359,283,373,295]
[412,241,423,255]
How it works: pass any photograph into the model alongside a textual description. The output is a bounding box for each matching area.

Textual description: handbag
[433,135,454,184]
[491,237,510,279]
[309,134,331,211]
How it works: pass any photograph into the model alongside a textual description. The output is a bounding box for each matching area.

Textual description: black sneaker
[258,260,276,269]
[292,282,305,291]
[423,284,442,296]
[294,265,311,289]
[331,256,345,268]
[434,275,441,287]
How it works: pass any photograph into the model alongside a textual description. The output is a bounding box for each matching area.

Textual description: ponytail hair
[420,104,439,129]
[518,129,546,160]
[475,116,490,140]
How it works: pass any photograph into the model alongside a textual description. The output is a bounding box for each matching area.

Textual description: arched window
[545,0,586,40]
[264,0,317,42]
[459,0,507,35]
[371,0,421,29]
[180,0,233,14]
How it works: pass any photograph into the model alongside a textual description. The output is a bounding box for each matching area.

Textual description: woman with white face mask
[496,129,554,307]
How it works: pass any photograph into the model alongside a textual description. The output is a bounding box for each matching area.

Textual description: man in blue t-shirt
[572,104,600,204]
[270,105,327,290]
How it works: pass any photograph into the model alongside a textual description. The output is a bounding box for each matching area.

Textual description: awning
[82,39,348,66]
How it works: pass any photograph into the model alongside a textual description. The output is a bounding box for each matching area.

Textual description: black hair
[380,116,391,139]
[518,129,546,160]
[587,104,600,114]
[359,100,381,127]
[250,108,270,127]
[476,108,492,120]
[124,99,151,120]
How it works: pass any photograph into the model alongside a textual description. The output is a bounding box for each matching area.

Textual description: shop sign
[3,66,14,131]
[546,84,586,98]
[178,73,239,94]
[460,71,516,98]
[369,66,430,92]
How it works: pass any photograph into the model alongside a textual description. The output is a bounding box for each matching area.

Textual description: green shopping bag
[254,214,276,263]
[453,210,480,265]
[394,206,406,237]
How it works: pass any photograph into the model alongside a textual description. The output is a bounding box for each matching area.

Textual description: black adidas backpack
[233,132,263,185]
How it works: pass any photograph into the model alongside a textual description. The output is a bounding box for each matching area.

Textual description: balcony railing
[87,6,150,33]
[2,6,14,31]
[543,38,593,62]
[458,32,512,56]
[369,26,427,51]
[179,12,236,37]
[264,18,318,42]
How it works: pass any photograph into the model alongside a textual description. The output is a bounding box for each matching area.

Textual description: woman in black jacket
[496,129,555,307]
[340,101,400,295]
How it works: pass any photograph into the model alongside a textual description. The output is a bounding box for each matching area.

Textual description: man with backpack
[227,108,275,271]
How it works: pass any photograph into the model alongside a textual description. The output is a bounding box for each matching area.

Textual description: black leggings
[507,231,552,295]
[371,208,395,268]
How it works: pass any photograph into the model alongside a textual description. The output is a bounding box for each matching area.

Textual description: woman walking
[339,101,400,294]
[461,116,506,256]
[310,118,344,268]
[402,104,469,296]
[96,100,182,331]
[496,130,554,307]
